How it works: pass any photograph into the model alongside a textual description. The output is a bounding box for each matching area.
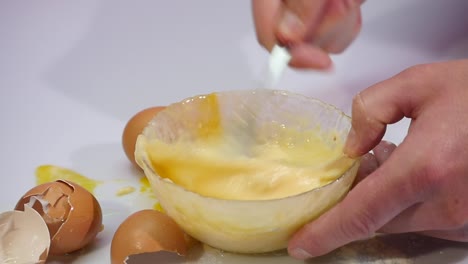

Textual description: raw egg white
[122,106,165,168]
[15,180,103,255]
[111,209,193,264]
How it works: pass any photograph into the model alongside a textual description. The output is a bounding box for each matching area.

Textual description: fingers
[288,140,420,259]
[419,225,468,242]
[288,43,332,69]
[354,140,396,186]
[372,141,397,165]
[252,0,331,69]
[354,152,378,186]
[381,201,468,242]
[379,202,440,234]
[344,68,433,158]
[275,1,327,46]
[252,0,281,51]
[311,0,363,53]
[276,0,361,49]
[252,0,363,69]
[378,160,468,236]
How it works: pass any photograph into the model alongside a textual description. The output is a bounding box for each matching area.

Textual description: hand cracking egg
[14,180,103,255]
[111,209,195,264]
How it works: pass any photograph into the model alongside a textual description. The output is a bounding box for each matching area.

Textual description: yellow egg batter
[146,129,355,201]
[145,92,355,201]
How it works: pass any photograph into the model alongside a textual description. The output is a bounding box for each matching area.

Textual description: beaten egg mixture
[145,94,355,200]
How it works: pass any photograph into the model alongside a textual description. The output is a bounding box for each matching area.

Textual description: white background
[1,1,467,263]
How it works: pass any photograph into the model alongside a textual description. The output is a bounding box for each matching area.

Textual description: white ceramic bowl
[135,89,360,253]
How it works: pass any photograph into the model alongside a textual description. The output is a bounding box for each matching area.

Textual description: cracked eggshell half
[111,210,191,264]
[0,205,50,263]
[14,180,103,255]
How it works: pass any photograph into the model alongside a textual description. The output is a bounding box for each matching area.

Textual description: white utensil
[263,45,291,88]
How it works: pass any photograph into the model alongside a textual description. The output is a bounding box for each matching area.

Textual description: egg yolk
[145,93,355,200]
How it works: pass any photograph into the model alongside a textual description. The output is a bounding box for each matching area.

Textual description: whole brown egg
[110,209,191,264]
[122,106,165,168]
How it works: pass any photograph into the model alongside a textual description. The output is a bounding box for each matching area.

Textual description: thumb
[344,67,431,158]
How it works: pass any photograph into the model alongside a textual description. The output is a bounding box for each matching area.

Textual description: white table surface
[1,0,467,263]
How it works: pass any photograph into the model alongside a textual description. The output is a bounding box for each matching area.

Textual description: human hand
[288,59,468,259]
[252,0,364,69]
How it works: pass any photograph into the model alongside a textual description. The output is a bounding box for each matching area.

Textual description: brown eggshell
[111,209,189,264]
[0,205,51,263]
[122,106,165,168]
[15,180,103,255]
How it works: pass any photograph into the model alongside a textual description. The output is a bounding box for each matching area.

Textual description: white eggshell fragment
[0,205,50,263]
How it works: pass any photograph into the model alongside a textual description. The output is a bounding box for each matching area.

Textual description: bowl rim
[138,88,360,204]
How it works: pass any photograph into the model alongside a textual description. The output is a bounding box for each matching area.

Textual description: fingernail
[278,10,304,42]
[290,248,313,260]
[344,127,358,157]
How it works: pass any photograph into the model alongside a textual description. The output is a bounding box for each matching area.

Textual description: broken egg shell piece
[0,205,50,264]
[14,179,103,256]
[111,210,189,264]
